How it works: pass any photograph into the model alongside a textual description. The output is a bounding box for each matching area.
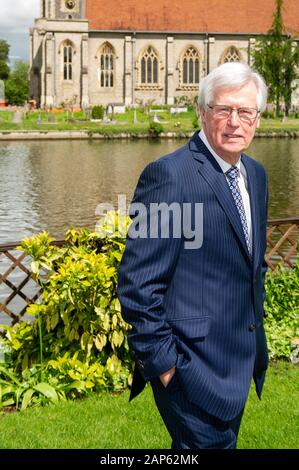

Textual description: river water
[1,137,299,323]
[0,137,299,244]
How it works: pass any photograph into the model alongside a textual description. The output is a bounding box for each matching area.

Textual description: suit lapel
[189,132,252,262]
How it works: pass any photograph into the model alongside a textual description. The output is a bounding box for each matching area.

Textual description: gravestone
[153,111,160,123]
[102,111,110,123]
[48,114,56,123]
[0,80,5,106]
[12,111,23,123]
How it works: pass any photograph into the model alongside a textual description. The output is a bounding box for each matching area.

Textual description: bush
[262,110,276,119]
[0,215,133,410]
[286,111,299,119]
[192,116,200,129]
[148,121,164,137]
[91,105,105,120]
[264,260,299,361]
[150,104,170,111]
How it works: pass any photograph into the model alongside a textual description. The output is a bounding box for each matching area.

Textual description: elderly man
[117,62,269,449]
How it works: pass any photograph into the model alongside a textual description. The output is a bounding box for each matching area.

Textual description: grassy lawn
[0,361,297,449]
[259,119,299,130]
[0,109,195,133]
[1,109,299,134]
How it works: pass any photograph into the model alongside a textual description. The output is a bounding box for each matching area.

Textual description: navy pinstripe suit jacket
[117,132,269,421]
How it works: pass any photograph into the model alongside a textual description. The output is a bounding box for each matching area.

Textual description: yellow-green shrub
[1,215,133,394]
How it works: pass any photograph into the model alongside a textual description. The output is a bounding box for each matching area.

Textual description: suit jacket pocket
[161,353,185,393]
[168,316,211,342]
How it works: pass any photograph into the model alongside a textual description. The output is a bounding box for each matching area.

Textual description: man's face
[200,81,260,163]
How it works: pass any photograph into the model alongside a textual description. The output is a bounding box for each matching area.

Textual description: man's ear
[199,106,206,124]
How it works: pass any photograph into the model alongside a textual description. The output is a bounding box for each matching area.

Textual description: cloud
[0,0,40,33]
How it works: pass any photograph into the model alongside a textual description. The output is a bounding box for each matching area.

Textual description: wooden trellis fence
[0,240,65,328]
[265,218,299,271]
[0,218,298,328]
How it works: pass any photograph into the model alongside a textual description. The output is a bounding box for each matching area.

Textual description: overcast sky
[0,0,40,64]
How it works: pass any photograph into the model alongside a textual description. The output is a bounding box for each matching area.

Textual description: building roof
[86,0,299,36]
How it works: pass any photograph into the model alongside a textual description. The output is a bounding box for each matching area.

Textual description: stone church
[29,0,299,108]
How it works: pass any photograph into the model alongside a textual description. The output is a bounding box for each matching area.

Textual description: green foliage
[5,61,29,105]
[0,348,128,411]
[150,104,170,111]
[148,121,164,137]
[252,0,299,116]
[48,351,127,394]
[0,363,66,411]
[174,95,198,110]
[287,111,299,119]
[192,115,200,128]
[91,105,105,119]
[0,217,133,410]
[262,110,276,119]
[264,260,299,360]
[0,39,10,80]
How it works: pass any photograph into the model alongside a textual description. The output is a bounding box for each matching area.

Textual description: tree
[0,39,10,80]
[252,0,299,116]
[282,40,299,116]
[5,61,29,106]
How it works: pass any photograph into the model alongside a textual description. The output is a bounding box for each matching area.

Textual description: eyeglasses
[207,105,260,123]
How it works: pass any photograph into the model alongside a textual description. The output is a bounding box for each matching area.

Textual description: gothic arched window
[62,41,74,80]
[138,46,160,86]
[98,43,115,88]
[220,46,242,64]
[180,46,201,86]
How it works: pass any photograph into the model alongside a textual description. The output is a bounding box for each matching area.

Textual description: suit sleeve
[117,159,183,380]
[261,171,269,306]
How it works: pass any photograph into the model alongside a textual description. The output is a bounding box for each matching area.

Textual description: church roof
[86,0,299,36]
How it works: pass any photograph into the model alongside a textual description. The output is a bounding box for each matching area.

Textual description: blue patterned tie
[226,166,251,255]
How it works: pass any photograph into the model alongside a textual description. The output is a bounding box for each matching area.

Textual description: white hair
[198,62,268,111]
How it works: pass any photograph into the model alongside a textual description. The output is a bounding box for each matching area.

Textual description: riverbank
[1,109,299,140]
[1,128,299,140]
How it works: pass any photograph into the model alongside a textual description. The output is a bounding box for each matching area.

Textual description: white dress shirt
[198,130,252,252]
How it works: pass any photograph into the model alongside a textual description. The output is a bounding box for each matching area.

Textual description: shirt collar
[198,129,241,174]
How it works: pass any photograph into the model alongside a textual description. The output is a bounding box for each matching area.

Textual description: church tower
[30,0,89,108]
[40,1,86,20]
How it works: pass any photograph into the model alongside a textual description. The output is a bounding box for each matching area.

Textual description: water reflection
[0,137,299,244]
[248,138,299,218]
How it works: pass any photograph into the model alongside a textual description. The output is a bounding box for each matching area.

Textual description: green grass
[0,361,297,449]
[0,109,195,133]
[259,118,299,130]
[1,109,298,134]
[0,110,13,124]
